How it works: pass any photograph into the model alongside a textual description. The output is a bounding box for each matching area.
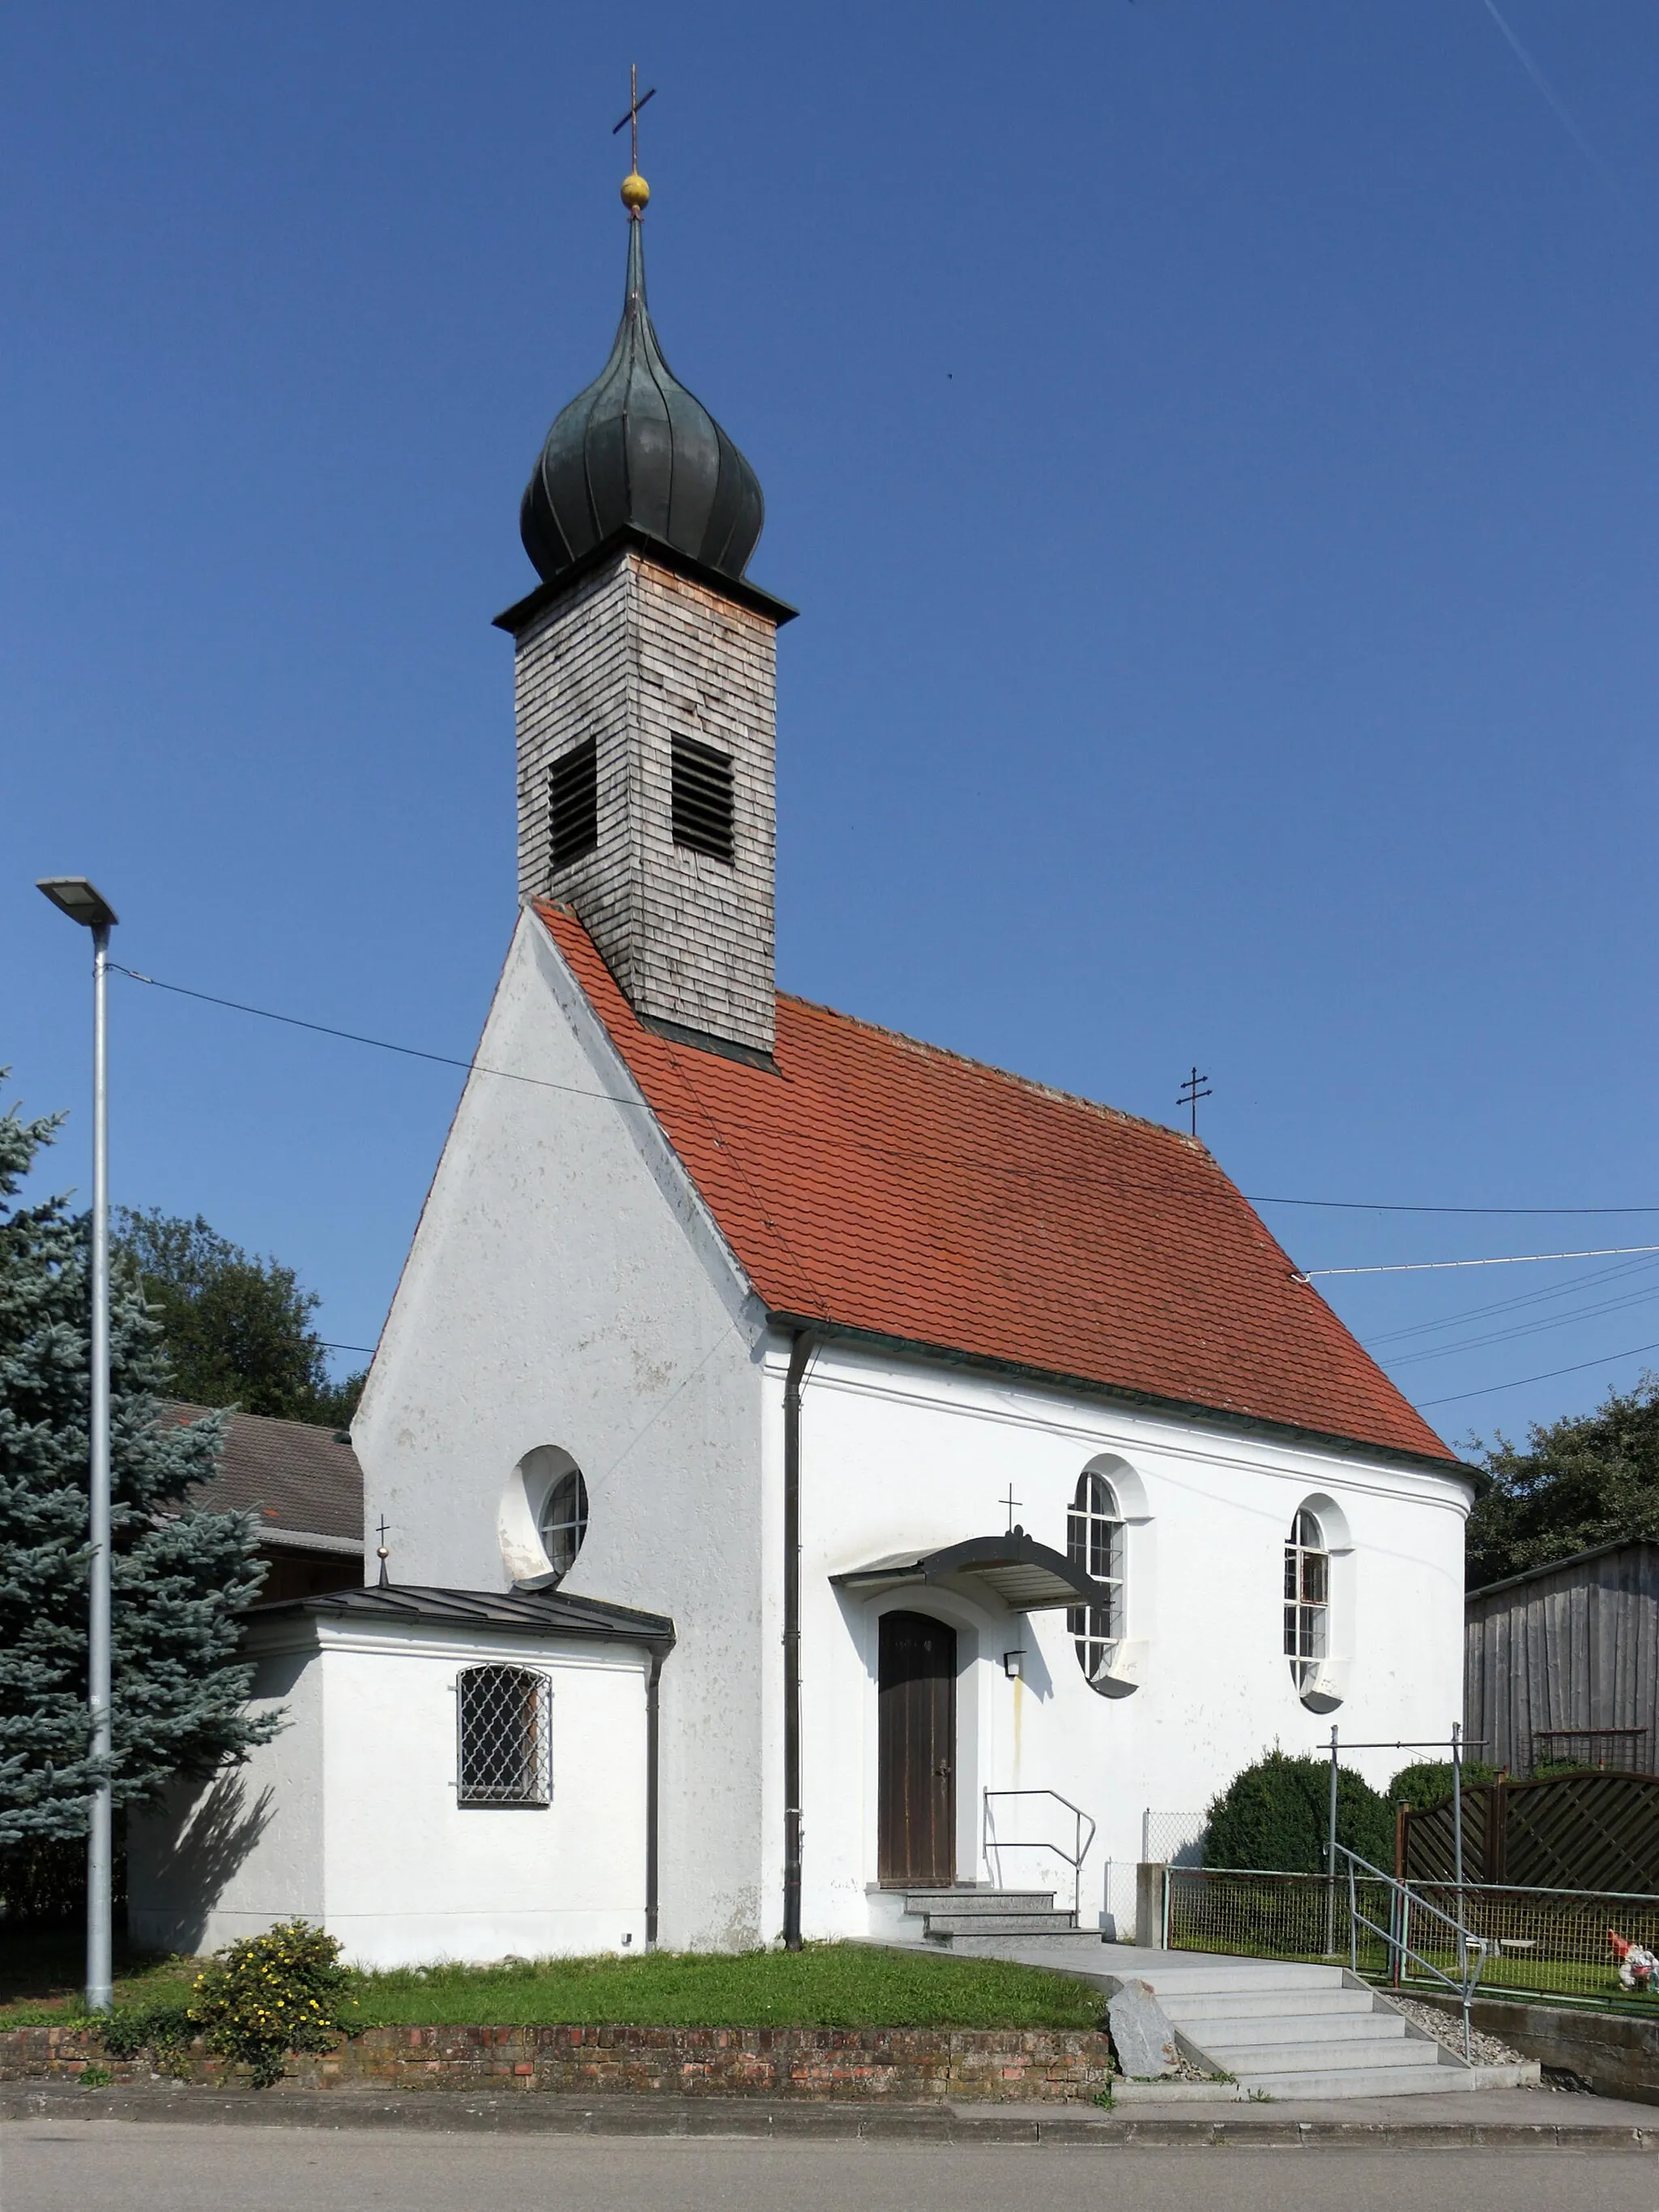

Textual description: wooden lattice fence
[1399,1769,1659,1891]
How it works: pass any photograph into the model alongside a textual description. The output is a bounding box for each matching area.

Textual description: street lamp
[36,876,119,2013]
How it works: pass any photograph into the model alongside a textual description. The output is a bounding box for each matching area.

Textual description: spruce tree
[0,1089,277,1876]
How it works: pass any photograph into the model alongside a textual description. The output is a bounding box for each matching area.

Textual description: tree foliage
[1203,1751,1395,1874]
[114,1208,364,1428]
[0,1093,278,1868]
[1465,1375,1659,1588]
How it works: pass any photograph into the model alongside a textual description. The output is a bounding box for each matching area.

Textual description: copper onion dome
[520,184,765,587]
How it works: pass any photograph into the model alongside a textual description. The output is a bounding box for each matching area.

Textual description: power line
[1252,1195,1659,1217]
[1384,1281,1659,1369]
[1364,1249,1659,1348]
[113,966,648,1110]
[1300,1245,1659,1281]
[1418,1339,1659,1409]
[113,962,1659,1229]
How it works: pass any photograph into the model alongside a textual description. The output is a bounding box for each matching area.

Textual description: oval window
[538,1468,589,1584]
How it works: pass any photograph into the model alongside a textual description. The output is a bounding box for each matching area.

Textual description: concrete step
[903,1889,1056,1916]
[1161,1988,1379,2023]
[923,1911,1080,1938]
[1203,2037,1439,2076]
[1196,2018,1411,2055]
[1136,1962,1347,1995]
[1174,2009,1409,2048]
[1236,2064,1465,2099]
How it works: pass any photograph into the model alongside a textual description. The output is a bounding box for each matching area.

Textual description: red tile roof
[536,904,1457,1467]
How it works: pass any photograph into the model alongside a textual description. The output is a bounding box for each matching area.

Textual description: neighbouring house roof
[252,1582,675,1647]
[1467,1537,1659,1604]
[537,903,1457,1469]
[160,1402,364,1554]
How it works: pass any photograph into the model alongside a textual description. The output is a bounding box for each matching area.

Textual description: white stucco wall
[130,1615,653,1967]
[780,1339,1470,1941]
[352,912,771,1949]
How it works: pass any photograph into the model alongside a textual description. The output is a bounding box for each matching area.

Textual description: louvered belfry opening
[672,735,735,864]
[548,737,599,871]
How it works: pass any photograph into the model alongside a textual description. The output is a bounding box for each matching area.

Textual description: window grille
[548,737,599,870]
[457,1665,552,1806]
[1067,1471,1125,1691]
[671,736,735,862]
[537,1468,588,1584]
[1284,1508,1329,1693]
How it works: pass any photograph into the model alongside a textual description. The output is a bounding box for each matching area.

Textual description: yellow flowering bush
[189,1919,352,2086]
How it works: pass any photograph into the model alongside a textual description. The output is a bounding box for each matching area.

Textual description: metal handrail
[1334,1844,1486,2062]
[982,1789,1097,1920]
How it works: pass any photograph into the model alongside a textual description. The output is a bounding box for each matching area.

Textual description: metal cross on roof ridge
[1000,1484,1021,1535]
[1178,1065,1213,1138]
[612,62,657,173]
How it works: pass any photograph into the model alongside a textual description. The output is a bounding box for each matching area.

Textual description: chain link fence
[1164,1865,1659,2009]
[1102,1809,1207,1940]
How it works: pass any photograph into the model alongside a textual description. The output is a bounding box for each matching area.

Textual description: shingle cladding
[536,903,1456,1467]
[514,545,778,1056]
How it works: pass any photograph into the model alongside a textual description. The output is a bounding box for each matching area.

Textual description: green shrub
[1386,1759,1499,1810]
[188,1919,352,2087]
[1203,1751,1394,1874]
[99,2000,197,2075]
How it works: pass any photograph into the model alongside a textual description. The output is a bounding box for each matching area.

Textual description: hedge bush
[1203,1751,1394,1873]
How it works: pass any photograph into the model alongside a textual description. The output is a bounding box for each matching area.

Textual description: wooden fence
[1398,1769,1659,1891]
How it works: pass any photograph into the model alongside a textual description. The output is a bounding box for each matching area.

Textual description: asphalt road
[5,2121,1657,2212]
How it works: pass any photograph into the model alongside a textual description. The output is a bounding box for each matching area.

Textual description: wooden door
[877,1610,957,1887]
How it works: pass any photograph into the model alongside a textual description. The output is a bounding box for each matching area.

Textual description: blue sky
[6,2,1658,1454]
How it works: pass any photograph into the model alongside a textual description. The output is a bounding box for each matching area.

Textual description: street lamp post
[36,877,119,2013]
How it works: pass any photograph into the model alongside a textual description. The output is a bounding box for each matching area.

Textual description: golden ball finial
[621,170,650,213]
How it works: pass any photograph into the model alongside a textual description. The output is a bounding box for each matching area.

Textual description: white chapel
[130,166,1472,1968]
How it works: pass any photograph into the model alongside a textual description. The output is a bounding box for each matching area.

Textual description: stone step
[1161,1988,1379,2023]
[922,1911,1080,1938]
[902,1889,1056,1916]
[1239,2063,1467,2099]
[1135,1961,1347,1993]
[1202,2036,1440,2075]
[1183,2010,1409,2049]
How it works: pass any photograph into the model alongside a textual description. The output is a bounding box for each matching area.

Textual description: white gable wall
[784,1338,1470,1938]
[352,912,771,1949]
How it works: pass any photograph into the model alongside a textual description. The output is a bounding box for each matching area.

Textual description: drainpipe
[782,1330,817,1951]
[645,1635,673,1949]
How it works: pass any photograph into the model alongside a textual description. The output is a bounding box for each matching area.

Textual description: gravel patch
[1386,1994,1528,2065]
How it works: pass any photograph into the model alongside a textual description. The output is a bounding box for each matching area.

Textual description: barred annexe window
[1066,1471,1125,1692]
[457,1664,552,1806]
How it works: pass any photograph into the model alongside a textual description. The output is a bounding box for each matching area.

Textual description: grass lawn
[351,1945,1105,2031]
[1,1933,1103,2034]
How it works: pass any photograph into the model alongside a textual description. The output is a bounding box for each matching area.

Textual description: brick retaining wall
[0,2022,1113,2102]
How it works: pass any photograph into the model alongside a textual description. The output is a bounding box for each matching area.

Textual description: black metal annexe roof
[252,1583,675,1650]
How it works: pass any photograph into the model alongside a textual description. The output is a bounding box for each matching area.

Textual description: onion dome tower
[497,151,794,1065]
[519,167,766,587]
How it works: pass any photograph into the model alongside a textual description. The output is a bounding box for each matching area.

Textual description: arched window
[537,1469,589,1584]
[1067,1471,1125,1691]
[1284,1508,1329,1693]
[457,1665,552,1806]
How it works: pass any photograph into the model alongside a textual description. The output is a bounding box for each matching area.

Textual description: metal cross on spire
[612,62,657,174]
[374,1516,392,1588]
